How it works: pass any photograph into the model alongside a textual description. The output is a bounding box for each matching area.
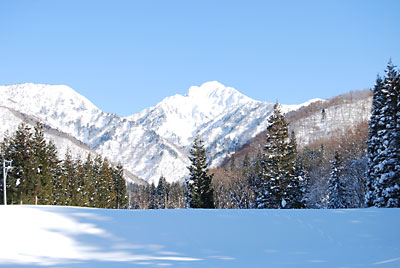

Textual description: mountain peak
[185,81,255,107]
[188,81,239,99]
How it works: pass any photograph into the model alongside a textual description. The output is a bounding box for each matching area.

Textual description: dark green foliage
[366,60,400,208]
[328,152,355,208]
[2,123,35,204]
[148,183,157,209]
[256,103,303,209]
[156,176,167,209]
[186,137,215,208]
[365,75,385,206]
[0,123,128,208]
[113,163,128,209]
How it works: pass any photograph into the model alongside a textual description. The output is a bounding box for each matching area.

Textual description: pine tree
[5,123,34,204]
[168,182,186,208]
[299,166,311,208]
[375,61,400,207]
[285,132,305,208]
[148,182,157,209]
[113,163,128,209]
[74,159,87,206]
[255,103,300,209]
[156,176,167,209]
[328,152,354,208]
[366,60,400,207]
[186,136,215,208]
[365,75,385,206]
[97,158,116,208]
[59,150,77,205]
[31,122,60,205]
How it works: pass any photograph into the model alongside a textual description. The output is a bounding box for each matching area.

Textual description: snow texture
[289,97,372,146]
[0,206,399,267]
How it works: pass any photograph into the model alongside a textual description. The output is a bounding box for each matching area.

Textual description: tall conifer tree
[366,60,400,207]
[328,152,354,208]
[365,75,385,206]
[186,137,215,208]
[113,163,128,209]
[256,103,301,208]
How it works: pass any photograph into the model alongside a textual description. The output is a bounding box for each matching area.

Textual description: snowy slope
[0,106,142,184]
[0,106,95,160]
[290,97,372,146]
[0,83,121,146]
[0,82,278,183]
[0,82,368,184]
[95,81,280,183]
[0,206,399,267]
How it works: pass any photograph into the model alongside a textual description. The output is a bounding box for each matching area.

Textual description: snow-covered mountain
[0,82,356,184]
[0,105,142,184]
[288,94,372,146]
[0,105,95,159]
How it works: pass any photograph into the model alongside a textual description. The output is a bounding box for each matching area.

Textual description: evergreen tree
[74,159,87,206]
[285,132,305,208]
[113,163,128,209]
[59,150,77,205]
[366,60,400,207]
[328,152,354,208]
[89,155,103,207]
[98,158,116,208]
[31,122,60,205]
[365,75,385,206]
[5,123,34,204]
[168,182,186,209]
[186,136,215,208]
[70,158,86,206]
[156,176,167,209]
[148,182,157,209]
[299,166,311,208]
[81,154,95,207]
[255,103,300,209]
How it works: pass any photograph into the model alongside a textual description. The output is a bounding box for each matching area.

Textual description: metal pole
[3,160,12,206]
[3,161,6,205]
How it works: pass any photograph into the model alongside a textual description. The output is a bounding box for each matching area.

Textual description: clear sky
[0,0,399,116]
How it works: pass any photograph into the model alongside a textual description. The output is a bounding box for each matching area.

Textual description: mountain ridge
[0,82,370,184]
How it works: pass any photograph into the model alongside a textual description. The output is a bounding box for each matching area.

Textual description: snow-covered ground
[0,206,399,267]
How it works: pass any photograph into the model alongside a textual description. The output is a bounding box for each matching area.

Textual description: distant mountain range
[0,82,371,184]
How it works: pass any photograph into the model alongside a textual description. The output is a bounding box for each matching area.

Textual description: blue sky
[0,0,399,116]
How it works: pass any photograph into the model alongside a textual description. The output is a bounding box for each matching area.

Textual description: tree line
[0,123,127,208]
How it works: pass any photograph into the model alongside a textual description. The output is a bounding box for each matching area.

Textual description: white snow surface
[0,206,399,267]
[281,98,325,113]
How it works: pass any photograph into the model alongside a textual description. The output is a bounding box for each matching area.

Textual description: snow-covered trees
[366,60,400,207]
[1,123,49,205]
[255,103,304,209]
[186,137,215,208]
[328,152,355,209]
[127,180,186,209]
[0,122,128,208]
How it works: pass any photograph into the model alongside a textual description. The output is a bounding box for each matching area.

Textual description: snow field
[0,206,399,267]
